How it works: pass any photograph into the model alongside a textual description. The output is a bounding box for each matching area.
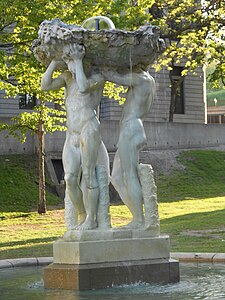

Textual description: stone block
[63,228,159,242]
[53,235,170,264]
[44,258,179,290]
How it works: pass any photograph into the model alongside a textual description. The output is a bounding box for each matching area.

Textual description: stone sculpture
[33,18,165,71]
[35,18,163,232]
[41,44,110,230]
[36,18,180,291]
[102,69,159,230]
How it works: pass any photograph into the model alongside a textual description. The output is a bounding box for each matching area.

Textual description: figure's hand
[72,44,85,60]
[50,59,64,69]
[62,43,85,63]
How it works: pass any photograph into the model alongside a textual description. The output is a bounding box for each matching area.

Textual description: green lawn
[157,150,225,200]
[0,150,225,259]
[207,89,225,106]
[0,155,60,212]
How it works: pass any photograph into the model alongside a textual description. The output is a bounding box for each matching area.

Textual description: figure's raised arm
[41,60,66,91]
[102,69,148,87]
[63,44,105,93]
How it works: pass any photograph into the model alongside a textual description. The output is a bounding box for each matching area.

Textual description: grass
[157,150,225,201]
[0,150,225,259]
[159,198,225,252]
[0,155,61,212]
[207,89,225,106]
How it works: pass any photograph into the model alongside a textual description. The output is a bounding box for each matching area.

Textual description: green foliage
[0,0,151,133]
[103,82,127,104]
[0,104,66,142]
[0,0,224,128]
[152,0,225,88]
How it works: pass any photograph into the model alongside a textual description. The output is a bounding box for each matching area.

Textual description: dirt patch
[140,149,185,176]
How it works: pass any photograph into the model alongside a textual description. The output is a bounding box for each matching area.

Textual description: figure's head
[31,40,50,66]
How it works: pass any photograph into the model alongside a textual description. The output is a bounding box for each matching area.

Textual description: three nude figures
[41,43,155,230]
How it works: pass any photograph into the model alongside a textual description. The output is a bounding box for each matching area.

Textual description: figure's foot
[119,219,144,230]
[76,216,97,230]
[78,212,86,224]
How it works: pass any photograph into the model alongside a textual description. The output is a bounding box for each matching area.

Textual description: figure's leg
[96,141,111,228]
[117,119,147,228]
[111,150,127,203]
[97,141,110,183]
[77,120,101,230]
[62,134,86,227]
[64,189,77,229]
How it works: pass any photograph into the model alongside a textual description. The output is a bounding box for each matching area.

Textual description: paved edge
[0,257,53,269]
[171,252,225,263]
[0,253,225,269]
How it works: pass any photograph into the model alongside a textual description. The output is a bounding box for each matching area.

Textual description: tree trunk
[37,119,46,214]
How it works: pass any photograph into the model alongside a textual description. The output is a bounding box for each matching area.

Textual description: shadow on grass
[0,154,61,213]
[0,236,61,260]
[0,243,54,260]
[160,208,225,252]
[160,208,225,234]
[0,236,60,248]
[0,212,33,220]
[158,187,225,203]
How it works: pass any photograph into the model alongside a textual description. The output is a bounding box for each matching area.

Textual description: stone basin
[32,18,165,71]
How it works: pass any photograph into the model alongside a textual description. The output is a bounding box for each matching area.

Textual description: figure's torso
[121,84,152,123]
[64,72,97,134]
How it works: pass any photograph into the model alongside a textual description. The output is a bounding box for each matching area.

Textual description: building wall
[0,91,20,118]
[100,120,225,152]
[0,67,206,123]
[0,118,35,155]
[207,105,225,124]
[100,67,206,124]
[1,120,225,156]
[0,65,209,155]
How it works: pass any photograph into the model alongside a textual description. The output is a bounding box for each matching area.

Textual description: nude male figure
[103,70,156,229]
[41,44,107,230]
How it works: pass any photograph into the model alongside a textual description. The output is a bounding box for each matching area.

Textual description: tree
[1,0,225,210]
[1,0,224,114]
[149,0,225,120]
[0,0,150,212]
[0,101,66,213]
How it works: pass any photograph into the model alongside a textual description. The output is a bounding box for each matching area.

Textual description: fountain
[32,16,179,290]
[1,262,225,299]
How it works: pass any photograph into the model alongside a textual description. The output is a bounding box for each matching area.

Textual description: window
[170,67,185,114]
[19,94,36,109]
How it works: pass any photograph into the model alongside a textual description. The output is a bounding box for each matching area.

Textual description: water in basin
[1,263,225,299]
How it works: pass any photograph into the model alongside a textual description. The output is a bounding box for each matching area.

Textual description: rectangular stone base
[44,258,179,290]
[53,235,170,264]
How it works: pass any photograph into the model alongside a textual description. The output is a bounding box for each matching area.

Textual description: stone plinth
[44,258,179,290]
[53,235,169,265]
[44,230,179,290]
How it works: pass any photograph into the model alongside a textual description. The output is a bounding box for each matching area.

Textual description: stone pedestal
[44,229,179,290]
